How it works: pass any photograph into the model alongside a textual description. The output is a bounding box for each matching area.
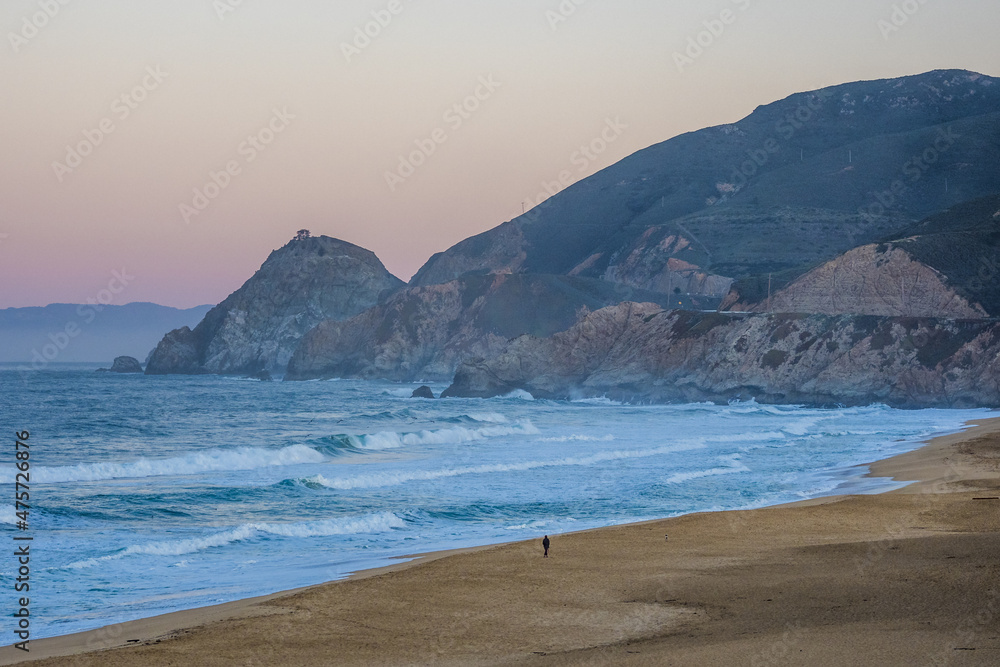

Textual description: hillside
[748,193,1000,316]
[412,70,1000,307]
[888,193,1000,316]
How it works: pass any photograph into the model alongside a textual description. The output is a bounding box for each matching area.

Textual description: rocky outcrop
[97,356,143,373]
[443,302,1000,408]
[760,244,987,318]
[285,274,674,382]
[146,236,404,376]
[411,386,436,399]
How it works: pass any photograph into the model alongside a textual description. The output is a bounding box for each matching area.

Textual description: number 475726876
[15,431,30,530]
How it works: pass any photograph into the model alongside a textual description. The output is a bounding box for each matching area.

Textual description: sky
[1,0,998,309]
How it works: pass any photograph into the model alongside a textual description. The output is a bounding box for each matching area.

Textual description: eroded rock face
[443,302,1000,408]
[286,274,673,382]
[761,245,986,318]
[146,236,404,375]
[600,228,734,300]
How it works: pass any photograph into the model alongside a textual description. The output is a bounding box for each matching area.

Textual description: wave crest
[63,512,406,569]
[9,445,325,485]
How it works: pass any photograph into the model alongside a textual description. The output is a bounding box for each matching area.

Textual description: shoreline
[5,415,1000,665]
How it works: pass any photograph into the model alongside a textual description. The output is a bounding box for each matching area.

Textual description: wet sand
[5,418,1000,666]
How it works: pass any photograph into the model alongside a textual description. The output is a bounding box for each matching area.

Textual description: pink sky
[1,0,998,308]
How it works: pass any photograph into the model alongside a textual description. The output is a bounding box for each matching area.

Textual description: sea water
[0,364,989,640]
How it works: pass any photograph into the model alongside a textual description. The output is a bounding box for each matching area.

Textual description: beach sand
[5,418,1000,666]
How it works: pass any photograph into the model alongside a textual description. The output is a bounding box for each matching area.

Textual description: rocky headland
[146,235,403,376]
[146,71,1000,408]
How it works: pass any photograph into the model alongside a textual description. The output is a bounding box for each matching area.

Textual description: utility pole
[767,273,773,314]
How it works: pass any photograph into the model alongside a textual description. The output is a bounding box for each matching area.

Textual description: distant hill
[410,70,1000,308]
[0,303,212,364]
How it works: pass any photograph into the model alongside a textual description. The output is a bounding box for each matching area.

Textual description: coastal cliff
[443,303,1000,408]
[286,274,673,382]
[757,244,986,318]
[146,235,403,376]
[145,72,1000,409]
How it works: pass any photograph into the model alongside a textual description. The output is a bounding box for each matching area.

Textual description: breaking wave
[11,445,325,485]
[64,512,407,569]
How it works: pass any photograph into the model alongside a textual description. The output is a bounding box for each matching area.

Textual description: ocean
[0,364,988,640]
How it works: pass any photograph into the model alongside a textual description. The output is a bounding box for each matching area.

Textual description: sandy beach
[5,417,1000,666]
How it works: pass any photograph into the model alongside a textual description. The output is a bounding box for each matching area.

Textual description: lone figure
[542,535,550,558]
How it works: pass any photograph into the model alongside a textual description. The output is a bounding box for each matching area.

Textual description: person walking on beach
[542,535,550,558]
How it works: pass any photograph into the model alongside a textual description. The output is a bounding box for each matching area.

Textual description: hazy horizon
[2,0,999,309]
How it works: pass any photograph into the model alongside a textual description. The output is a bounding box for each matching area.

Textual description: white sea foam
[15,445,325,485]
[465,413,510,424]
[570,397,624,405]
[501,389,535,400]
[64,512,406,569]
[781,416,830,436]
[0,507,17,525]
[704,431,785,444]
[664,455,749,485]
[347,421,539,451]
[539,435,615,443]
[304,442,704,491]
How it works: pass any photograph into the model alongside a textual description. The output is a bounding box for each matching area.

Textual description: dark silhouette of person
[542,535,550,558]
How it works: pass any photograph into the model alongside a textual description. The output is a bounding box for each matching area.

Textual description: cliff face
[727,194,1000,316]
[759,244,986,318]
[444,303,1000,408]
[285,274,674,382]
[146,236,403,375]
[596,228,734,299]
